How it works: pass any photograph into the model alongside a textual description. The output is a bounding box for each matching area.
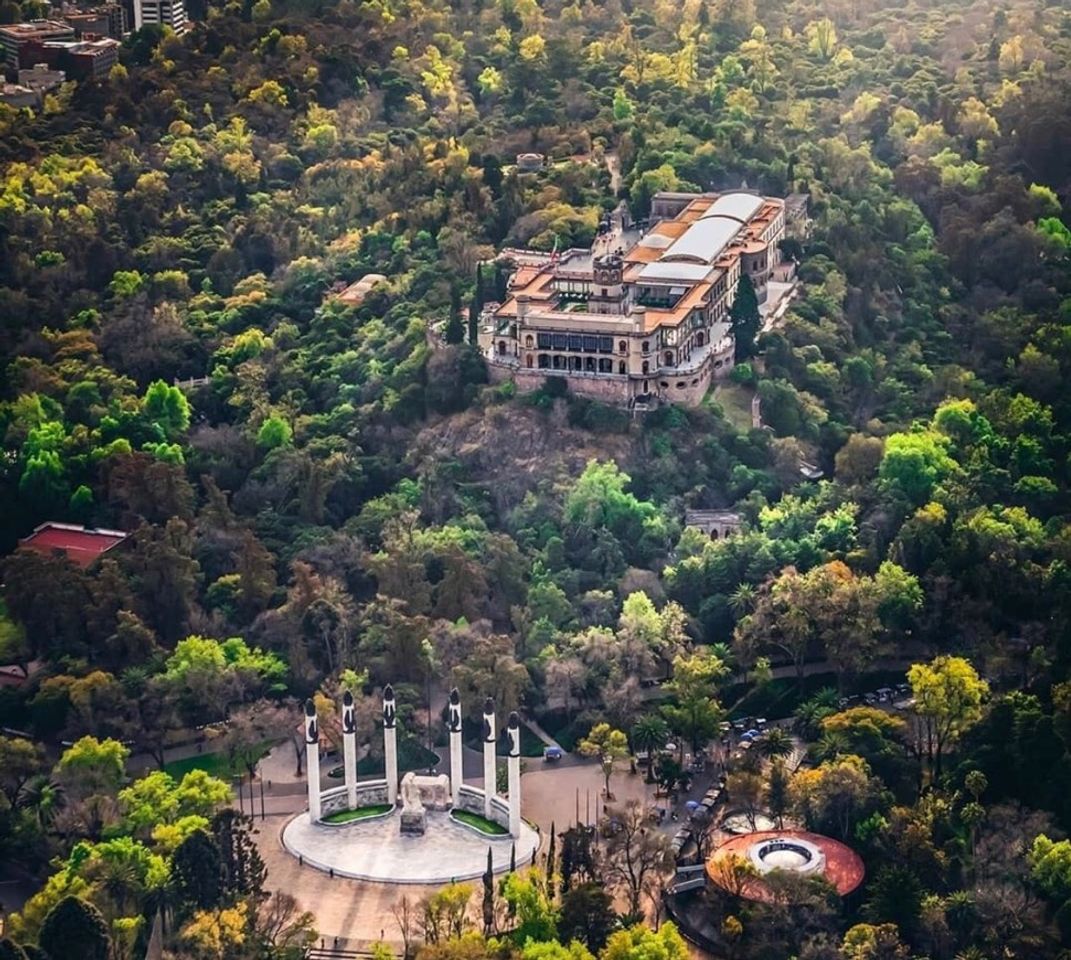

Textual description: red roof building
[18,522,128,568]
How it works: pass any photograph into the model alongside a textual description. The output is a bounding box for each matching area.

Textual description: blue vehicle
[543,746,563,761]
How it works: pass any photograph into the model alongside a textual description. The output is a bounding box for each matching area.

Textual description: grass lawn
[452,809,508,835]
[710,382,755,431]
[323,805,393,824]
[162,740,274,781]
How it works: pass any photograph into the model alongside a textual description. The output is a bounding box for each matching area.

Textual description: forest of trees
[0,0,1070,956]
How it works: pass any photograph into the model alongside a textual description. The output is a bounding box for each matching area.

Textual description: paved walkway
[759,280,799,333]
[520,716,563,752]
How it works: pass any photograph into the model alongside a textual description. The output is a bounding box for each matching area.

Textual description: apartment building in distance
[132,0,188,33]
[19,36,120,79]
[0,21,75,73]
[61,4,128,40]
[479,190,787,407]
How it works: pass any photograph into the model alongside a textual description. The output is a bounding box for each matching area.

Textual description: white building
[133,0,187,33]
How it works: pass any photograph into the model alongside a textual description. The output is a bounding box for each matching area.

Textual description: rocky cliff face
[409,400,636,513]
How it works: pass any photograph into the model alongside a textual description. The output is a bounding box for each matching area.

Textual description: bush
[543,375,569,398]
[39,897,110,960]
[567,397,629,433]
[730,362,756,386]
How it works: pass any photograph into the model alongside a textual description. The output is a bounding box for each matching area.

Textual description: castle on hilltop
[478,190,795,407]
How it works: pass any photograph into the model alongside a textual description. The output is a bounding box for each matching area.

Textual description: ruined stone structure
[684,509,743,540]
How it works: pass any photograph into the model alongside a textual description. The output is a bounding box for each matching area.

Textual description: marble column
[342,690,357,810]
[304,698,321,823]
[507,711,522,838]
[448,687,463,807]
[482,697,496,819]
[383,684,398,806]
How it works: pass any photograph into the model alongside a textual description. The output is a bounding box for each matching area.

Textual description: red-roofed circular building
[707,829,865,902]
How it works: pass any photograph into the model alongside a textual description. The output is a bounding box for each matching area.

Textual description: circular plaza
[282,687,539,885]
[707,829,864,902]
[282,807,539,883]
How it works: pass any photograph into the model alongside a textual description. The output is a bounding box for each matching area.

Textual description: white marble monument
[342,689,357,810]
[482,697,496,819]
[506,711,522,838]
[304,698,321,822]
[448,687,463,807]
[383,684,398,806]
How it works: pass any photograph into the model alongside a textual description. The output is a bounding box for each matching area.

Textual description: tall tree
[171,829,224,914]
[482,846,495,937]
[0,736,46,808]
[444,283,465,344]
[468,264,484,344]
[600,801,673,918]
[38,897,110,960]
[730,274,760,360]
[578,723,630,799]
[212,810,266,905]
[558,884,616,951]
[631,715,670,782]
[908,656,988,778]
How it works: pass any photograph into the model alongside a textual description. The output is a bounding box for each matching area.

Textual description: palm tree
[758,727,794,761]
[92,856,143,917]
[631,715,670,782]
[729,584,756,618]
[793,688,839,739]
[815,730,849,762]
[708,642,736,678]
[18,775,66,832]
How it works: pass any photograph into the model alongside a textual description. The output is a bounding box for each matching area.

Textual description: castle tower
[383,684,398,806]
[482,697,496,819]
[589,254,625,315]
[507,712,522,838]
[304,699,321,822]
[448,688,464,807]
[342,690,357,810]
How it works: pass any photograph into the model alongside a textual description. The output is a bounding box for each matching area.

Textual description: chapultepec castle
[479,189,805,407]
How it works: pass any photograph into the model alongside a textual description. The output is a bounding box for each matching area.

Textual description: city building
[479,190,787,406]
[62,4,127,40]
[20,37,119,79]
[132,0,188,33]
[0,82,41,107]
[18,522,128,568]
[334,273,387,307]
[0,21,75,73]
[17,62,66,90]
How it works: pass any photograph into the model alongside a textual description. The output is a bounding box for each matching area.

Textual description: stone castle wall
[488,337,733,407]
